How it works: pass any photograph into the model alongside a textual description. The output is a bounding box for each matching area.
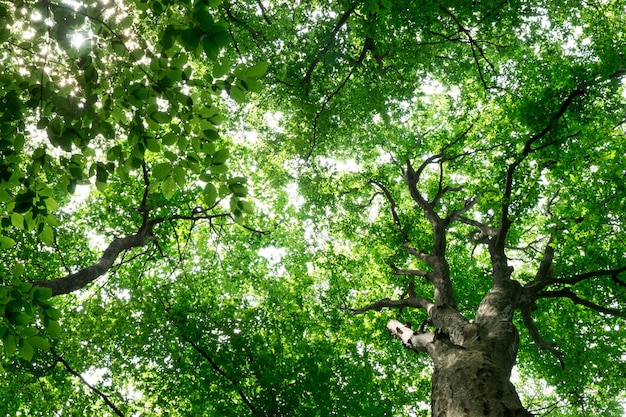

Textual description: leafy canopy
[0,0,625,416]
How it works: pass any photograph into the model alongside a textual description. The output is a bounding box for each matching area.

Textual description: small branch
[368,180,402,228]
[533,239,554,284]
[551,265,626,286]
[299,6,356,86]
[497,88,585,256]
[180,334,259,416]
[520,308,565,369]
[538,288,625,317]
[53,350,125,416]
[255,0,272,25]
[305,35,373,161]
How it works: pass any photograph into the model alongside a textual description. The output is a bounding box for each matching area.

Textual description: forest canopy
[0,0,625,416]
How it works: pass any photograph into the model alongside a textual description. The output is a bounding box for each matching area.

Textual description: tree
[1,0,625,416]
[222,0,626,415]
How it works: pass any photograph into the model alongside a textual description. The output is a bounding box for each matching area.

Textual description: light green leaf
[12,263,24,279]
[0,236,16,250]
[10,213,24,230]
[161,177,178,200]
[39,224,54,246]
[173,164,186,187]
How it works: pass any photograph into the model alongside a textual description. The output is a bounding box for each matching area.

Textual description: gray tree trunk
[430,346,532,417]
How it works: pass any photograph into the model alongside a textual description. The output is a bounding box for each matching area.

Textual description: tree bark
[430,347,532,417]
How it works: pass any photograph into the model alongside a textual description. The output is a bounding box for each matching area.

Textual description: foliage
[0,0,625,415]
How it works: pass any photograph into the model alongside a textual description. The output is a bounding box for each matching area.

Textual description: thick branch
[391,267,429,277]
[33,210,234,296]
[35,226,155,296]
[349,296,434,315]
[551,265,626,287]
[386,319,435,352]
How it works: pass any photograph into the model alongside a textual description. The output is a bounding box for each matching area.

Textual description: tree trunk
[430,346,532,417]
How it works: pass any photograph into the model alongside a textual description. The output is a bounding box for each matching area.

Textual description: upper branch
[490,88,586,285]
[299,6,355,86]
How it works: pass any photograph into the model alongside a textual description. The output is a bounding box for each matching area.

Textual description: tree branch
[35,225,155,296]
[552,265,626,287]
[52,349,125,416]
[348,296,434,315]
[537,288,625,317]
[386,319,435,352]
[180,333,259,416]
[299,6,356,86]
[520,307,564,368]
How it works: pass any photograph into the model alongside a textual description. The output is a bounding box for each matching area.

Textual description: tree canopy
[1,0,625,415]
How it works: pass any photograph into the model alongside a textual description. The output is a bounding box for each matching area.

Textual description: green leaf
[0,236,16,250]
[162,132,177,146]
[9,313,31,326]
[230,184,247,197]
[212,148,229,164]
[44,308,61,320]
[45,320,61,338]
[203,183,217,207]
[161,177,178,200]
[3,333,16,356]
[228,85,246,104]
[245,62,269,78]
[19,340,34,361]
[119,15,134,30]
[153,163,172,180]
[209,163,228,174]
[173,164,186,187]
[145,138,161,153]
[32,287,52,302]
[39,224,54,246]
[239,200,254,214]
[150,111,170,124]
[27,335,50,350]
[12,263,24,279]
[10,213,24,230]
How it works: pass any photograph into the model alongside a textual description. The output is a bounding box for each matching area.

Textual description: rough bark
[430,348,531,417]
[387,317,531,417]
